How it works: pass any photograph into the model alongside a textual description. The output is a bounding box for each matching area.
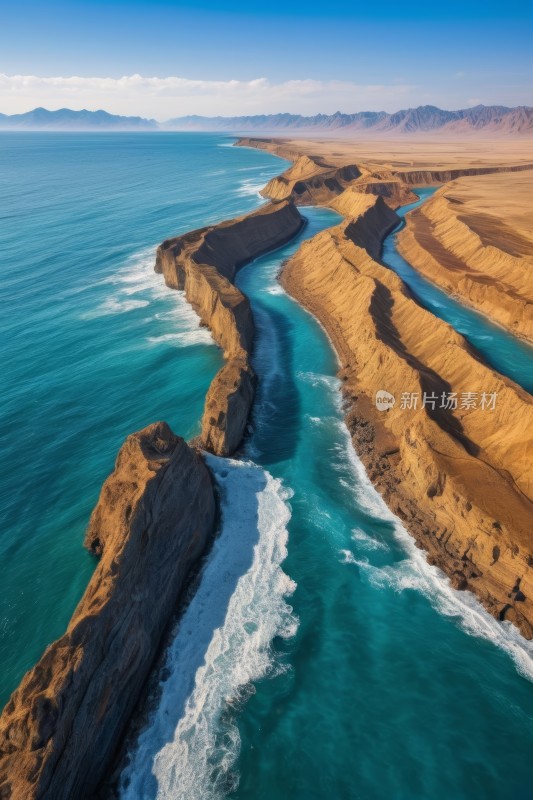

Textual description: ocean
[1,133,532,799]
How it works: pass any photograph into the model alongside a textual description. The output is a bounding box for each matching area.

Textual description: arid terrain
[240,136,533,170]
[398,172,533,341]
[239,135,533,636]
[2,131,532,798]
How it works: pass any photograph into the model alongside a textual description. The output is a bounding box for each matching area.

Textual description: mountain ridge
[0,104,532,133]
[0,106,157,130]
[166,104,533,134]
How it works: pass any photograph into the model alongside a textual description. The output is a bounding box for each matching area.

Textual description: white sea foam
[333,409,533,681]
[263,284,286,296]
[296,363,533,680]
[296,370,338,390]
[351,527,389,552]
[235,178,265,197]
[338,549,369,567]
[147,331,213,347]
[84,248,215,347]
[119,456,297,800]
[83,297,150,317]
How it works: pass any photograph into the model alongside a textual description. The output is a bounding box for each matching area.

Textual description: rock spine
[155,199,304,455]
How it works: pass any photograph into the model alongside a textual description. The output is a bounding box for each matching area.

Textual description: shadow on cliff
[369,280,479,455]
[247,300,302,465]
[117,464,269,799]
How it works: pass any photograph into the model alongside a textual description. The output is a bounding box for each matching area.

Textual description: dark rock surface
[0,422,216,799]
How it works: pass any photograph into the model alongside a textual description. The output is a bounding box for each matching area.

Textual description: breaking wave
[119,456,297,800]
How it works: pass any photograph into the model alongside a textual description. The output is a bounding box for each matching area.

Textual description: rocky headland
[155,199,304,455]
[0,423,216,798]
[238,136,533,637]
[0,191,306,797]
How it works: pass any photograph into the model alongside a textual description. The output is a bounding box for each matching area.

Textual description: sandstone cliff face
[398,177,533,342]
[240,142,417,211]
[393,162,533,185]
[156,200,304,455]
[261,155,361,206]
[0,423,216,799]
[281,195,533,637]
[337,178,417,208]
[330,193,401,256]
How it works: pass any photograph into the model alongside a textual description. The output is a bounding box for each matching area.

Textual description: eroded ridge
[155,199,305,455]
[0,423,216,799]
[398,172,533,342]
[281,192,533,637]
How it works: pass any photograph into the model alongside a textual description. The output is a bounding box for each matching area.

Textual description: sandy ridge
[238,136,533,637]
[155,199,305,455]
[398,174,533,342]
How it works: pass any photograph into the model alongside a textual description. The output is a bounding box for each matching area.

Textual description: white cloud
[0,72,418,118]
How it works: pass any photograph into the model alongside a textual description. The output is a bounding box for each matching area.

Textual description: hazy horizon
[1,0,532,118]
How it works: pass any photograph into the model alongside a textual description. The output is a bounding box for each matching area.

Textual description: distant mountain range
[1,104,532,134]
[0,107,157,130]
[167,105,533,134]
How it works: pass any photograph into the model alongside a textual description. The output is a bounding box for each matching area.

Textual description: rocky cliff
[281,194,533,637]
[237,141,423,210]
[393,162,533,185]
[398,174,533,342]
[0,423,216,799]
[156,199,304,455]
[260,154,361,205]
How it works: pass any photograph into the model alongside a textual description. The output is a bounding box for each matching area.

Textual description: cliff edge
[0,422,216,799]
[155,199,304,455]
[398,172,533,342]
[281,194,533,637]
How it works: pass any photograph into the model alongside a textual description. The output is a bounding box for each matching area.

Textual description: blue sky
[1,0,532,117]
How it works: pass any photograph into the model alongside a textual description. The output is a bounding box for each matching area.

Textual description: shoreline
[2,132,532,796]
[0,160,307,797]
[155,198,305,456]
[237,136,533,638]
[396,176,533,344]
[392,209,533,350]
[0,424,217,799]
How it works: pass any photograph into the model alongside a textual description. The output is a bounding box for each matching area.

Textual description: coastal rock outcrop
[398,173,533,342]
[261,154,361,206]
[237,141,421,210]
[281,193,533,637]
[0,422,216,799]
[155,199,304,455]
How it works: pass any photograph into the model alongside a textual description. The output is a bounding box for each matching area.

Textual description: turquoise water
[383,188,533,393]
[0,132,287,708]
[3,136,533,800]
[121,203,533,799]
[231,210,533,800]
